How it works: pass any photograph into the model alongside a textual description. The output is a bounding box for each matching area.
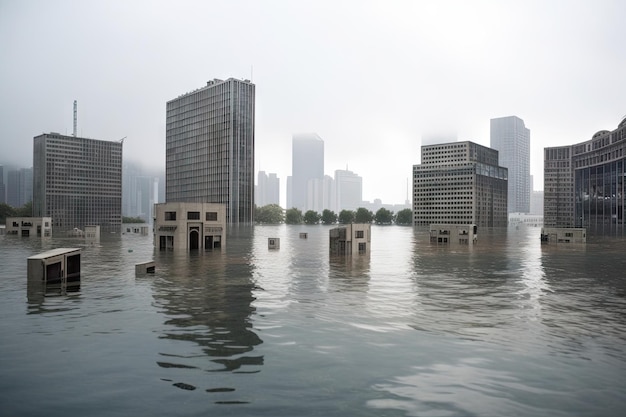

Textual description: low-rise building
[429,224,477,244]
[153,202,226,250]
[5,217,52,237]
[540,227,586,244]
[329,223,371,255]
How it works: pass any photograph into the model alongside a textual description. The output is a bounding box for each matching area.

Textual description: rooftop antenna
[73,100,77,137]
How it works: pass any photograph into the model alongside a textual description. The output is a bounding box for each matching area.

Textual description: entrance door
[205,235,214,250]
[189,229,199,250]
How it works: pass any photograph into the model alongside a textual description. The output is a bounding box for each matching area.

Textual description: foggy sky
[1,0,624,207]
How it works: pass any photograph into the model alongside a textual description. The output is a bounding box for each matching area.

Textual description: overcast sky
[1,0,624,206]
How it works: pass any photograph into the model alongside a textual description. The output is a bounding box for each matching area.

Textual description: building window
[188,211,200,220]
[355,230,364,238]
[206,212,218,221]
[165,211,176,221]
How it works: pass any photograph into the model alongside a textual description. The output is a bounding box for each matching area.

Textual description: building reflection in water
[150,226,263,375]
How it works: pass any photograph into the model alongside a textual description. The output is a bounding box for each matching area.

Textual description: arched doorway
[189,228,199,250]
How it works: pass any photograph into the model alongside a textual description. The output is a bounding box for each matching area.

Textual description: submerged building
[544,116,626,235]
[153,202,226,250]
[413,141,508,227]
[166,78,255,224]
[32,133,123,235]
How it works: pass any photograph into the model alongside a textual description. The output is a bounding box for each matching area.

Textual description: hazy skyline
[1,0,624,207]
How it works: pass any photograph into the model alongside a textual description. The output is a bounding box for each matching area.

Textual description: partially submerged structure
[153,202,226,250]
[27,248,81,295]
[540,227,586,244]
[5,217,52,237]
[329,223,371,255]
[430,224,478,244]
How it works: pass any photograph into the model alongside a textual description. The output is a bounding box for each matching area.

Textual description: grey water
[1,225,625,417]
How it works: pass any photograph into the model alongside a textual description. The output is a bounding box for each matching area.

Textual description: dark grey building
[490,116,530,213]
[544,116,626,235]
[32,133,123,234]
[413,141,508,227]
[7,167,32,208]
[290,133,324,211]
[166,78,255,224]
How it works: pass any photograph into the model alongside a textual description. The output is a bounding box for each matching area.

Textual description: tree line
[255,204,413,225]
[0,201,32,224]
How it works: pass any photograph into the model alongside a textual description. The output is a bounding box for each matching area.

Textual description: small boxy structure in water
[299,232,308,239]
[540,227,586,244]
[430,224,477,244]
[329,223,371,255]
[268,238,280,249]
[27,248,81,294]
[135,261,155,275]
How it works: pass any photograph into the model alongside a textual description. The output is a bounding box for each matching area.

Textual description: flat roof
[28,248,81,260]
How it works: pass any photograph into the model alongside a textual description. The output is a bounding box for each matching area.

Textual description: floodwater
[1,225,625,416]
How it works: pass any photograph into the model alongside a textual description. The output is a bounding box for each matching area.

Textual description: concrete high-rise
[166,78,255,224]
[32,133,123,234]
[490,116,530,213]
[0,165,5,204]
[256,171,280,207]
[544,116,626,235]
[290,133,324,211]
[7,167,32,208]
[413,141,508,227]
[334,169,362,212]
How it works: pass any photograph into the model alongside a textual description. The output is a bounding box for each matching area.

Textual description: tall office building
[166,78,255,224]
[290,133,324,211]
[544,116,626,234]
[256,171,280,207]
[32,133,123,234]
[7,167,33,208]
[0,165,5,204]
[334,169,362,212]
[490,116,530,213]
[413,141,508,227]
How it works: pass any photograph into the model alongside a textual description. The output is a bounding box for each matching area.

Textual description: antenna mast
[73,100,77,137]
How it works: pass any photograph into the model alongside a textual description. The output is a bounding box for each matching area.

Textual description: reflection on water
[1,225,626,416]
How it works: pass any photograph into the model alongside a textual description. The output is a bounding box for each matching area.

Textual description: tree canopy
[395,208,413,225]
[338,209,355,224]
[285,207,303,224]
[0,201,32,224]
[255,204,284,224]
[374,207,394,225]
[303,210,321,225]
[321,209,337,225]
[355,207,374,223]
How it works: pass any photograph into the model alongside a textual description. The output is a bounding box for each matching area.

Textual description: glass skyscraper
[545,116,626,235]
[165,78,255,224]
[490,116,531,213]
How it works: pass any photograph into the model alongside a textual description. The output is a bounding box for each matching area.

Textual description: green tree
[255,204,284,224]
[285,207,303,225]
[14,201,32,217]
[355,207,374,223]
[0,203,16,224]
[338,209,355,224]
[374,207,394,225]
[304,210,321,225]
[321,209,337,225]
[395,208,413,225]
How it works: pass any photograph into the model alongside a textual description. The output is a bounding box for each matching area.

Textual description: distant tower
[290,133,324,211]
[73,100,77,137]
[490,116,530,213]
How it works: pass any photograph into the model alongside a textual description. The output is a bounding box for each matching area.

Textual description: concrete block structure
[27,248,81,294]
[329,223,371,255]
[5,217,52,237]
[540,227,586,244]
[153,202,226,250]
[429,224,477,244]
